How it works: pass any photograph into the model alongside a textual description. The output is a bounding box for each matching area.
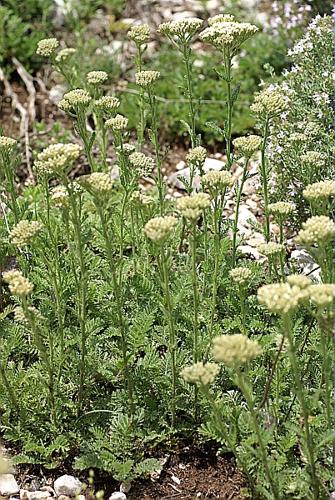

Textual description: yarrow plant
[0,12,333,500]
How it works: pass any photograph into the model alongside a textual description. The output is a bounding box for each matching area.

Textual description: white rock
[54,476,82,497]
[169,157,225,190]
[27,491,51,500]
[0,475,19,496]
[120,482,131,493]
[48,84,67,105]
[109,493,127,500]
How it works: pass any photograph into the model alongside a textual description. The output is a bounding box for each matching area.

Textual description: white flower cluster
[186,146,207,165]
[144,216,178,243]
[212,334,262,367]
[258,282,307,315]
[208,14,235,25]
[268,202,295,218]
[135,70,160,87]
[129,152,155,176]
[229,267,252,285]
[50,185,69,208]
[176,193,211,220]
[259,277,334,314]
[303,180,335,201]
[36,38,59,56]
[105,114,128,131]
[122,143,136,156]
[55,47,76,63]
[233,135,262,157]
[295,216,335,247]
[202,170,233,191]
[10,220,42,247]
[300,151,325,168]
[289,132,307,144]
[181,362,219,386]
[158,18,203,39]
[86,71,108,85]
[59,89,92,111]
[95,96,120,114]
[128,24,150,45]
[0,136,17,152]
[200,21,258,52]
[34,143,80,175]
[79,173,114,196]
[3,270,34,297]
[251,88,288,118]
[308,284,334,309]
[258,242,284,257]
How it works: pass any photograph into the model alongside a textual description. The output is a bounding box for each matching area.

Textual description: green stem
[260,118,270,241]
[182,43,197,147]
[0,362,20,414]
[22,299,57,427]
[64,181,88,416]
[160,247,177,428]
[225,51,233,168]
[236,369,279,500]
[95,202,134,416]
[284,315,319,499]
[232,157,249,266]
[147,88,164,215]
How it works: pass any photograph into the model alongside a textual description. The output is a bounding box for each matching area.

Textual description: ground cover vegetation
[0,4,334,500]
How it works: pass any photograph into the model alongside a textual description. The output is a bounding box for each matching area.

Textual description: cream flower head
[257,282,308,315]
[128,24,150,45]
[79,173,114,196]
[303,180,335,201]
[176,193,211,220]
[158,18,203,40]
[212,334,262,367]
[144,216,178,243]
[10,220,42,247]
[135,70,160,87]
[200,21,258,53]
[36,38,59,56]
[229,267,252,286]
[181,362,219,386]
[129,152,155,176]
[34,143,80,175]
[106,114,128,131]
[250,88,287,118]
[186,146,207,165]
[295,216,335,247]
[3,270,34,297]
[233,135,262,157]
[86,71,108,85]
[0,136,17,152]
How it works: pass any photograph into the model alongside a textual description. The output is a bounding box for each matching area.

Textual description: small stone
[57,496,70,500]
[0,474,19,496]
[40,487,54,495]
[20,490,29,500]
[77,495,85,500]
[27,491,51,500]
[120,482,131,493]
[109,493,127,500]
[54,476,82,497]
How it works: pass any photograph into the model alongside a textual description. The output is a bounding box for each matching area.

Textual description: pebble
[120,482,131,494]
[20,490,51,500]
[109,493,127,500]
[54,476,82,497]
[0,474,19,496]
[169,157,225,190]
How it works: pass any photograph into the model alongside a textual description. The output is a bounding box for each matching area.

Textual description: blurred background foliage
[0,0,332,144]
